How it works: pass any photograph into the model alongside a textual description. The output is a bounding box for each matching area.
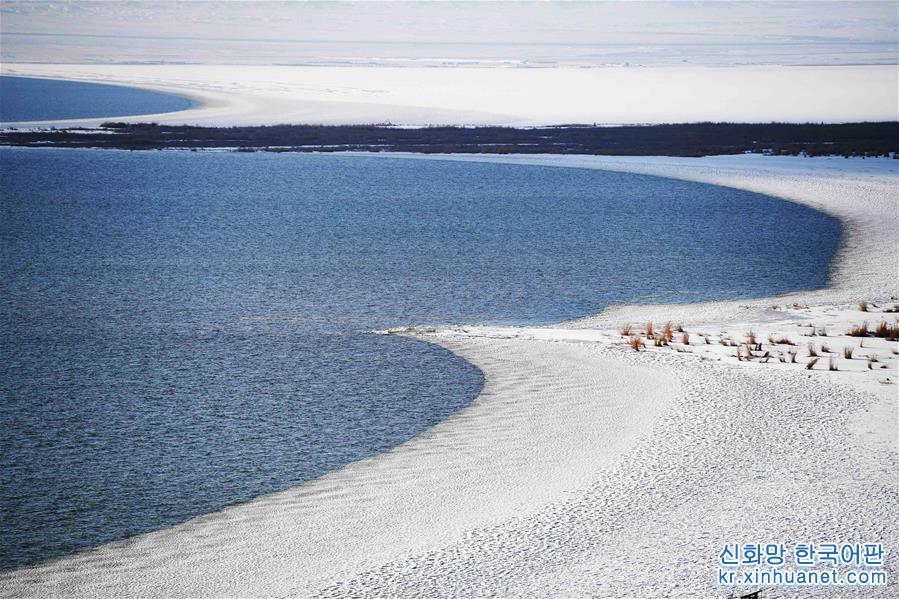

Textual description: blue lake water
[0,148,840,569]
[0,76,194,122]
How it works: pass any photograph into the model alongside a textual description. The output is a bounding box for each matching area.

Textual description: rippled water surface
[0,149,840,569]
[0,76,194,122]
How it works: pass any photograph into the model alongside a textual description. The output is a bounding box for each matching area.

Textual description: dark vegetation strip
[2,121,897,157]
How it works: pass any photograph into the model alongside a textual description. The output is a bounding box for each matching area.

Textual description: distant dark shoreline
[2,121,897,157]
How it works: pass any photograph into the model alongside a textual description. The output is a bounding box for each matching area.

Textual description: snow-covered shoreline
[2,63,897,127]
[1,154,896,597]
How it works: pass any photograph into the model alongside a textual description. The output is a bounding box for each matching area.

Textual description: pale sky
[2,1,897,67]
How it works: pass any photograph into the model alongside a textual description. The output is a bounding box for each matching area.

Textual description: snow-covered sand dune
[1,155,896,597]
[2,63,897,126]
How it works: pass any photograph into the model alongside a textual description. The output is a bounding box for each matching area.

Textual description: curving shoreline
[0,75,211,128]
[1,154,896,597]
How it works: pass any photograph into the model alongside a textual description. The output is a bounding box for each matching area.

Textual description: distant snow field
[1,63,896,127]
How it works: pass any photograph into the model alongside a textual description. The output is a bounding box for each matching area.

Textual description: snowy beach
[1,153,896,597]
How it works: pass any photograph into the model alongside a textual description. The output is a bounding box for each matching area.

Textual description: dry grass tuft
[819,327,827,337]
[789,350,798,363]
[644,321,654,338]
[619,323,632,337]
[842,346,854,359]
[828,358,838,371]
[872,321,899,340]
[629,336,644,351]
[746,330,757,346]
[821,344,830,353]
[858,300,868,312]
[681,331,690,345]
[847,322,869,337]
[807,343,817,357]
[661,321,674,343]
[806,358,819,370]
